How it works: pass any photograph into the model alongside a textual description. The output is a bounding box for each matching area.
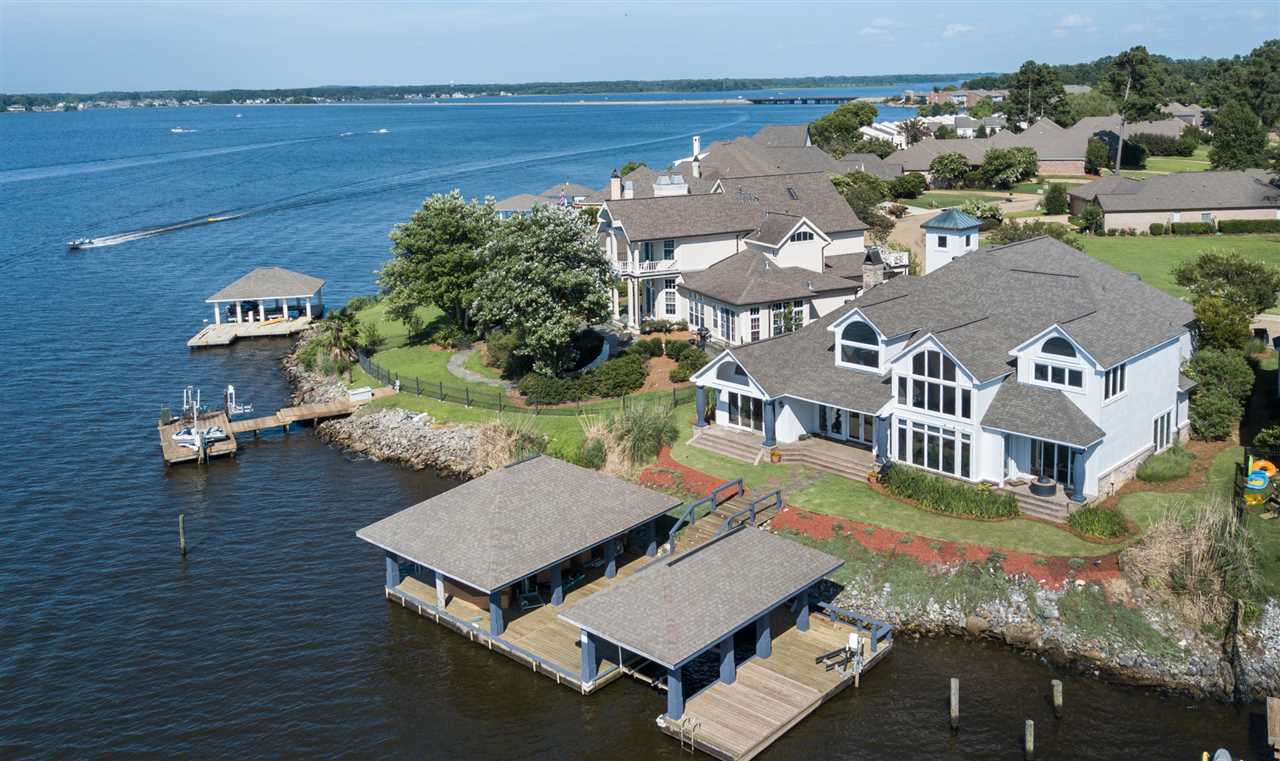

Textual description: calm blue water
[0,92,1266,759]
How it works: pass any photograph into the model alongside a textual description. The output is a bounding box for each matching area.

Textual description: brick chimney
[609,169,621,201]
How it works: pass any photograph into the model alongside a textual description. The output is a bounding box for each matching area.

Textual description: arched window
[1041,337,1077,358]
[716,362,749,385]
[841,321,878,345]
[839,321,879,368]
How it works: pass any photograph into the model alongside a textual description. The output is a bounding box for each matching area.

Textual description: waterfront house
[689,236,1195,512]
[494,192,551,219]
[1068,170,1280,231]
[598,170,887,337]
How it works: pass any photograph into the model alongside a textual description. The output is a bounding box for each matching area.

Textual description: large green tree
[1062,90,1117,125]
[808,101,879,157]
[380,190,496,333]
[1003,60,1069,128]
[969,96,996,119]
[1208,101,1269,170]
[471,205,612,376]
[830,171,894,242]
[1173,250,1280,315]
[928,152,971,188]
[1100,46,1168,172]
[980,147,1038,189]
[1212,40,1280,129]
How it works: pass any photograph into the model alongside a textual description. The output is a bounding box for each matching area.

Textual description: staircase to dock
[673,491,783,554]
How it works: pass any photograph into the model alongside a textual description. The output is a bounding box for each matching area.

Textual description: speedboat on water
[169,127,198,134]
[67,238,94,250]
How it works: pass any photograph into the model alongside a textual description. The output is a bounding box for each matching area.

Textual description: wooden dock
[657,609,891,761]
[187,316,312,348]
[157,411,238,465]
[1268,696,1279,760]
[226,398,364,436]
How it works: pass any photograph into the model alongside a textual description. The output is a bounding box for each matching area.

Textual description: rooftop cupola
[921,209,981,275]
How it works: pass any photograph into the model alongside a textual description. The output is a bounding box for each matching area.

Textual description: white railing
[614,258,680,275]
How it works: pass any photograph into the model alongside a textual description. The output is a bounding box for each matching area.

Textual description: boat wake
[70,213,242,249]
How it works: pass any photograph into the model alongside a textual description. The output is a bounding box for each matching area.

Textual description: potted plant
[770,448,782,464]
[867,469,879,484]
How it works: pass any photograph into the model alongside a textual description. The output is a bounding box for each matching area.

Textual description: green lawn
[463,347,503,380]
[1252,508,1280,600]
[1111,446,1240,531]
[1079,234,1280,309]
[899,190,1008,209]
[371,344,499,397]
[352,300,441,350]
[1113,145,1211,177]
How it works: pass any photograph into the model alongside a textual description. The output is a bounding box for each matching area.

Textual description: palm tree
[322,310,361,382]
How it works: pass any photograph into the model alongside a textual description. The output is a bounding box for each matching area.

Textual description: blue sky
[1,0,1276,93]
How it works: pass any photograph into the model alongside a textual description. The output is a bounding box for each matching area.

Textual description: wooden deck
[187,315,312,348]
[157,411,238,464]
[387,551,653,694]
[227,398,365,435]
[1268,696,1279,760]
[657,610,892,761]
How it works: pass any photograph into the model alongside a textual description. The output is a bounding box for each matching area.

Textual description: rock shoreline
[282,338,486,478]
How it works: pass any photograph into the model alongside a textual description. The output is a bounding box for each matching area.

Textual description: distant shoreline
[208,97,891,108]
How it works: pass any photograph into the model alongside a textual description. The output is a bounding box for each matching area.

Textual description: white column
[213,304,221,324]
[305,299,312,318]
[627,279,638,328]
[235,302,243,323]
[258,303,265,321]
[610,285,619,320]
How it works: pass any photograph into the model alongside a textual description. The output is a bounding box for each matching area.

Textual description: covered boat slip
[189,266,325,348]
[357,455,680,693]
[560,526,892,761]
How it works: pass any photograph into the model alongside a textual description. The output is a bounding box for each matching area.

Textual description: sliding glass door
[818,405,872,445]
[727,391,763,432]
[1030,439,1075,488]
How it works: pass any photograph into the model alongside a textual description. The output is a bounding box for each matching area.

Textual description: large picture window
[1105,363,1126,399]
[904,349,971,420]
[895,418,971,479]
[664,278,677,316]
[839,320,879,369]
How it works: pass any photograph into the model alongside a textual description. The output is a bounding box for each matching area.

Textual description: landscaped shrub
[1149,222,1166,236]
[607,402,677,465]
[483,329,522,374]
[1043,183,1069,215]
[1129,131,1196,157]
[1170,221,1216,235]
[576,437,607,470]
[1186,348,1254,401]
[517,373,583,404]
[882,464,1019,519]
[359,322,384,353]
[1253,424,1280,450]
[1189,386,1242,440]
[665,340,694,361]
[669,348,710,383]
[344,294,380,312]
[1218,219,1280,234]
[585,354,647,397]
[1136,445,1195,482]
[888,172,928,199]
[627,337,665,358]
[639,319,676,334]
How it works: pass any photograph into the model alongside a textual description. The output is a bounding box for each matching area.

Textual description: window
[1153,410,1173,452]
[688,295,702,329]
[663,239,675,260]
[771,302,784,337]
[789,230,814,242]
[1041,337,1077,357]
[793,300,805,326]
[937,235,948,248]
[1105,363,1126,399]
[664,278,677,316]
[1200,212,1212,224]
[749,307,760,342]
[895,418,972,479]
[964,234,972,247]
[720,307,736,342]
[904,349,972,419]
[712,304,720,334]
[1033,362,1083,389]
[839,320,879,368]
[642,241,653,260]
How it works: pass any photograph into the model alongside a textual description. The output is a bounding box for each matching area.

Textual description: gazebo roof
[356,456,681,593]
[206,267,325,302]
[921,208,981,231]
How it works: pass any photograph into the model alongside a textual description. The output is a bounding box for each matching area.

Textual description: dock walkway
[187,316,312,348]
[657,610,891,761]
[1268,696,1279,760]
[157,411,238,465]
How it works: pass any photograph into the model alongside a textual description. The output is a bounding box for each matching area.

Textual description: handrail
[665,478,743,550]
[817,600,894,651]
[718,489,782,534]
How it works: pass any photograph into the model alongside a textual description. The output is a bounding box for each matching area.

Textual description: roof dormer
[829,308,885,373]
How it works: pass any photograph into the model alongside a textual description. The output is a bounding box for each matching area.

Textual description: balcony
[614,258,680,275]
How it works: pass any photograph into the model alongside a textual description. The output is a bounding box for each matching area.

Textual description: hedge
[517,373,585,403]
[1218,219,1280,234]
[669,348,710,383]
[882,464,1019,519]
[1149,222,1166,236]
[1067,506,1128,539]
[517,354,647,402]
[1170,221,1215,235]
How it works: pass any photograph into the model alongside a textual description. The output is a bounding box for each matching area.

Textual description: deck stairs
[1010,490,1072,523]
[674,493,779,553]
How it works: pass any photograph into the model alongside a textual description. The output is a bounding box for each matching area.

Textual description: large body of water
[0,87,1268,759]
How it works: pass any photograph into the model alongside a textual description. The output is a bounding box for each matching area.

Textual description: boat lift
[224,384,253,416]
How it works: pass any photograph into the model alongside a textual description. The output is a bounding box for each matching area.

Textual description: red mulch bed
[638,445,1122,590]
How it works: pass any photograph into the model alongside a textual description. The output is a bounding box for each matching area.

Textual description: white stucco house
[690,236,1195,504]
[598,170,904,342]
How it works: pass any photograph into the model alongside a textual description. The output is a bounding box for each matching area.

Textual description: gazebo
[206,266,325,325]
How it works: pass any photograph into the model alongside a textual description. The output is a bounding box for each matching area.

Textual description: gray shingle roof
[724,237,1193,402]
[1067,175,1142,202]
[355,456,681,593]
[494,193,549,212]
[1096,170,1280,212]
[679,250,859,306]
[558,527,843,668]
[889,117,1097,172]
[752,124,811,147]
[718,172,868,235]
[540,182,596,200]
[981,380,1105,448]
[206,267,324,302]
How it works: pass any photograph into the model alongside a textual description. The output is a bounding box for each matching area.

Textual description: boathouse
[356,455,681,690]
[189,267,325,347]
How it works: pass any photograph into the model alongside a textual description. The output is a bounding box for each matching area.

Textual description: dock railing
[719,489,782,534]
[359,353,695,417]
[665,478,743,551]
[816,601,894,653]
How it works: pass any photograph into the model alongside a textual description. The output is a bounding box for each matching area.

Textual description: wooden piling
[949,677,959,731]
[179,513,187,557]
[1051,679,1063,718]
[1024,719,1034,760]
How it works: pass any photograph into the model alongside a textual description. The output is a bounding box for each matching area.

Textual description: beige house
[1069,170,1280,232]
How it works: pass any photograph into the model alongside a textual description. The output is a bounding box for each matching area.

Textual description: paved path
[447,349,513,388]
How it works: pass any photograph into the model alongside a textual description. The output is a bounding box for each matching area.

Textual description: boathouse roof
[559,527,843,668]
[355,456,681,593]
[206,267,325,302]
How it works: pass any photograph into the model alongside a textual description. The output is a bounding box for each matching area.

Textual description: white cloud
[869,16,904,28]
[858,25,894,40]
[942,23,974,38]
[1057,13,1094,27]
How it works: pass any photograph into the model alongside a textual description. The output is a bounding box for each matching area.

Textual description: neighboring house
[673,134,902,183]
[494,193,551,219]
[887,118,1088,177]
[496,182,598,217]
[598,171,875,334]
[691,236,1195,503]
[1075,115,1196,162]
[751,124,812,147]
[1161,102,1206,128]
[921,209,981,274]
[582,162,717,206]
[1068,170,1280,231]
[541,182,596,205]
[926,89,1008,107]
